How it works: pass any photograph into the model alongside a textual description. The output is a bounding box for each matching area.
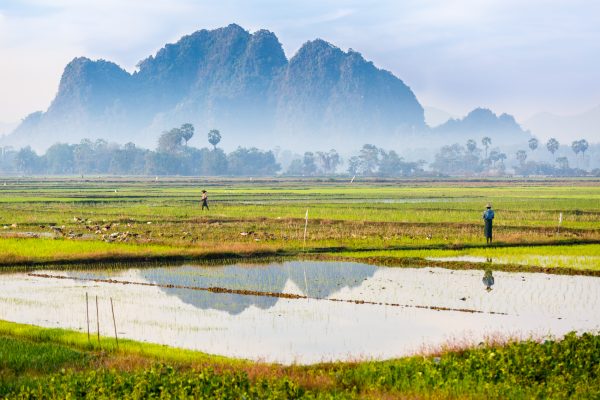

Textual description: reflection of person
[201,190,209,211]
[483,203,495,244]
[482,269,495,291]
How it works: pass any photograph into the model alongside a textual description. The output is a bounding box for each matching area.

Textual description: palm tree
[578,139,589,159]
[571,139,589,168]
[516,150,527,166]
[208,129,221,150]
[180,123,194,146]
[466,139,477,154]
[546,138,559,155]
[571,140,582,158]
[481,137,492,159]
[528,137,538,152]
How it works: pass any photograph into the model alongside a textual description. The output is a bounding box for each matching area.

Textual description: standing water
[0,261,598,364]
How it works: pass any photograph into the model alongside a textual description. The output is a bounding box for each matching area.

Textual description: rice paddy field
[0,177,599,267]
[1,177,599,398]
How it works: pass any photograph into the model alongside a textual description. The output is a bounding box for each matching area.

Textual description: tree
[15,146,41,174]
[316,149,341,175]
[489,150,500,167]
[481,137,492,158]
[227,147,280,176]
[158,128,183,153]
[546,138,559,155]
[201,147,227,175]
[571,139,589,168]
[556,156,569,170]
[302,152,318,176]
[579,139,589,158]
[466,139,477,154]
[571,139,589,159]
[180,123,194,146]
[528,137,539,152]
[378,150,407,176]
[208,129,221,150]
[516,150,527,166]
[73,139,94,173]
[497,153,507,169]
[431,143,481,175]
[44,143,74,174]
[347,156,361,175]
[286,159,304,175]
[571,140,582,158]
[110,143,147,174]
[358,144,380,175]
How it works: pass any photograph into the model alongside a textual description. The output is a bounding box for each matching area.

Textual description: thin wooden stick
[110,297,119,348]
[96,295,100,344]
[557,212,563,234]
[86,292,90,343]
[303,209,309,251]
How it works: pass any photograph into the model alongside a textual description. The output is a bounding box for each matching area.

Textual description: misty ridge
[0,23,598,176]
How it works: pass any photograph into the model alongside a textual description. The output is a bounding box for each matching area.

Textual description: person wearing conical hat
[483,203,494,244]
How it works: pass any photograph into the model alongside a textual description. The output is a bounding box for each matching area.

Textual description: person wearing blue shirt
[483,203,495,244]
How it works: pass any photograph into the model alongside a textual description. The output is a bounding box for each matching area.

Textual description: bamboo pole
[95,295,100,344]
[110,297,119,348]
[303,209,308,251]
[557,212,563,234]
[86,292,90,343]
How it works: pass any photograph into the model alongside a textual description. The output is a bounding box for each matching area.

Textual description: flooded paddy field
[1,260,598,364]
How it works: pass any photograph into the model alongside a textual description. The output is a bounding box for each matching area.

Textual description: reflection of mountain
[68,261,377,315]
[142,261,377,315]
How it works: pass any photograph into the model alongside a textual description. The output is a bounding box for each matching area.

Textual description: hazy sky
[1,0,599,126]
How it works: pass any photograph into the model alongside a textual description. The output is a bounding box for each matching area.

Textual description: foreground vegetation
[0,321,598,399]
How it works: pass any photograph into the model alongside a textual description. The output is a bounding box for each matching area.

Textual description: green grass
[1,177,600,271]
[338,244,600,271]
[0,336,88,374]
[0,320,598,399]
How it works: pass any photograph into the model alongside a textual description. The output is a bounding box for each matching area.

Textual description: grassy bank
[334,243,600,273]
[0,320,598,399]
[0,236,282,266]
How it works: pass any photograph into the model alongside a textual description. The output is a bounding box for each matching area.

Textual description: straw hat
[485,203,492,208]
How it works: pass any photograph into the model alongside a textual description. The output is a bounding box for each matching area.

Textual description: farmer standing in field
[201,190,209,211]
[483,203,494,244]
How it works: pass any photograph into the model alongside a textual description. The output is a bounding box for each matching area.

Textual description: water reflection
[67,261,377,315]
[483,269,495,291]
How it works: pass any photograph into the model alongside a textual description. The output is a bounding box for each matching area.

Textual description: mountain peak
[434,107,529,144]
[294,39,342,59]
[7,24,428,151]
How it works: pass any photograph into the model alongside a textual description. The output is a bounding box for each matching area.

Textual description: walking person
[201,190,209,211]
[483,203,494,244]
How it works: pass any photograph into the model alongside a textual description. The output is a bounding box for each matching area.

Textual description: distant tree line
[284,145,425,177]
[431,136,598,177]
[0,124,597,177]
[0,125,279,176]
